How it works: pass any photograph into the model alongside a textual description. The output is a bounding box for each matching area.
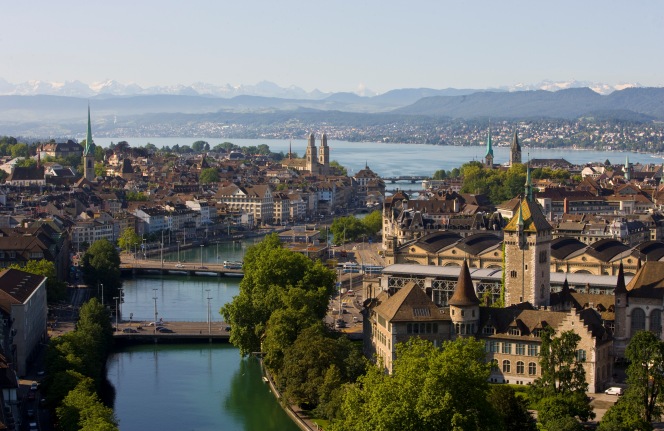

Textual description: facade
[0,269,48,376]
[215,183,274,226]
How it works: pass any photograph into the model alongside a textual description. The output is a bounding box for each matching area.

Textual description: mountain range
[0,79,662,138]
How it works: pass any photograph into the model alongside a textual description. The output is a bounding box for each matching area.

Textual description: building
[510,129,522,166]
[0,269,48,376]
[83,105,96,182]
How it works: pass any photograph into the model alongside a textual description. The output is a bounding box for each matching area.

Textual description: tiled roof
[0,269,46,312]
[374,282,448,322]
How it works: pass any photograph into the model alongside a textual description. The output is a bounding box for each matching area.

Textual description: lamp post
[118,287,124,317]
[113,296,119,331]
[200,244,204,269]
[177,240,181,263]
[206,289,212,335]
[160,230,164,269]
[152,289,158,333]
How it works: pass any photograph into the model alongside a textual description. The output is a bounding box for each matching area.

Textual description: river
[93,137,663,178]
[107,246,300,431]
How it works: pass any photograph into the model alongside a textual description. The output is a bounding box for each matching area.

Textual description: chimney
[563,197,569,215]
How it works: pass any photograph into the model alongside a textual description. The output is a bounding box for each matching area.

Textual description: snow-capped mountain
[0,78,643,98]
[504,80,640,95]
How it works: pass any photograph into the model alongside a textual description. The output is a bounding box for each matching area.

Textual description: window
[631,308,646,336]
[517,361,524,374]
[508,327,520,336]
[483,325,495,335]
[576,349,587,362]
[528,344,538,356]
[502,342,512,354]
[529,362,537,375]
[502,360,511,373]
[407,323,412,334]
[510,270,517,278]
[490,341,499,353]
[516,343,525,355]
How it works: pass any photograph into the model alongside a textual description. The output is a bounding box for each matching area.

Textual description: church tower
[503,172,552,307]
[484,126,494,168]
[510,129,522,166]
[624,156,631,181]
[305,132,317,173]
[83,104,96,182]
[449,260,480,338]
[318,132,329,174]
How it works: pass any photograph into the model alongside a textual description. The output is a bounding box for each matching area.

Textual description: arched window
[502,360,511,373]
[528,362,537,375]
[631,308,646,336]
[651,309,662,335]
[516,361,524,374]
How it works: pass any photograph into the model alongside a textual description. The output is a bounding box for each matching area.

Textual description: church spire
[615,260,627,296]
[625,156,631,181]
[84,103,94,156]
[485,126,493,158]
[510,129,522,165]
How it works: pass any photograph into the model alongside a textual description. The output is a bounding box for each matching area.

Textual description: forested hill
[395,87,664,120]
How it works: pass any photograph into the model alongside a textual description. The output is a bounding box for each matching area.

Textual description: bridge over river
[381,175,427,183]
[120,256,243,277]
[113,321,232,344]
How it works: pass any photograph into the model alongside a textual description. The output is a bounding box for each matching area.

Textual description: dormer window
[532,329,543,337]
[508,327,520,336]
[483,325,495,335]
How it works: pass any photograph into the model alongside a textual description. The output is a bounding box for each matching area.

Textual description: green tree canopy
[81,239,122,303]
[486,385,536,431]
[361,210,382,237]
[329,160,347,176]
[199,167,220,184]
[220,234,336,356]
[330,216,367,245]
[331,337,498,431]
[117,227,141,253]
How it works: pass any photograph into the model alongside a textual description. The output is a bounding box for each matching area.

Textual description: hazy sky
[2,1,663,94]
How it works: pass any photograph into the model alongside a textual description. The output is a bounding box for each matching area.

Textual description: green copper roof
[485,127,493,157]
[84,104,95,156]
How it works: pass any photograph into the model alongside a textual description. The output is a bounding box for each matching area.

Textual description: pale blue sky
[1,0,662,94]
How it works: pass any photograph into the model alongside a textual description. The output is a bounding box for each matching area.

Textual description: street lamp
[200,244,204,268]
[206,289,212,335]
[177,240,181,263]
[152,288,158,333]
[113,296,119,331]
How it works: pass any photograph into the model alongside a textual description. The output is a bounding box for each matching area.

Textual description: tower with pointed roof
[503,185,553,307]
[485,126,494,168]
[305,132,317,173]
[510,129,522,166]
[449,260,480,338]
[83,104,96,181]
[624,156,631,181]
[613,261,628,352]
[318,132,329,174]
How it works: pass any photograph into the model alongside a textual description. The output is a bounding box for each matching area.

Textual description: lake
[93,137,663,178]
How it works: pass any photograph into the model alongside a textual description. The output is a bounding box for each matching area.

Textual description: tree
[81,239,122,303]
[329,160,347,176]
[598,396,651,431]
[331,337,498,431]
[10,142,29,158]
[330,216,367,245]
[486,385,536,431]
[199,167,220,184]
[192,140,209,152]
[118,228,140,253]
[529,326,594,428]
[622,330,664,424]
[361,210,382,237]
[220,234,336,356]
[9,259,66,302]
[432,169,447,179]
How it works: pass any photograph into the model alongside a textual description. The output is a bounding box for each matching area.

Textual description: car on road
[175,263,185,268]
[157,327,174,333]
[334,319,346,329]
[30,382,38,391]
[123,328,138,333]
[605,387,624,395]
[148,322,164,327]
[29,421,38,431]
[198,266,209,270]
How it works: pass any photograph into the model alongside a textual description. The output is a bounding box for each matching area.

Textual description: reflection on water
[107,344,299,431]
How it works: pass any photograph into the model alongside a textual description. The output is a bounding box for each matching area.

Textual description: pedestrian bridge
[120,257,243,277]
[113,321,231,344]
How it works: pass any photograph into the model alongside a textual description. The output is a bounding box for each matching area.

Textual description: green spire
[84,103,94,156]
[485,126,493,157]
[525,163,532,201]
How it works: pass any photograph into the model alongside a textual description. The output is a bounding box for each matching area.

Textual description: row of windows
[499,360,538,375]
[406,322,439,334]
[486,341,540,356]
[631,308,662,336]
[482,326,543,338]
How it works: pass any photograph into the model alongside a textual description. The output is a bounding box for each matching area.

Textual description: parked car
[30,382,38,391]
[157,327,174,333]
[605,387,624,395]
[175,263,185,268]
[123,328,138,333]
